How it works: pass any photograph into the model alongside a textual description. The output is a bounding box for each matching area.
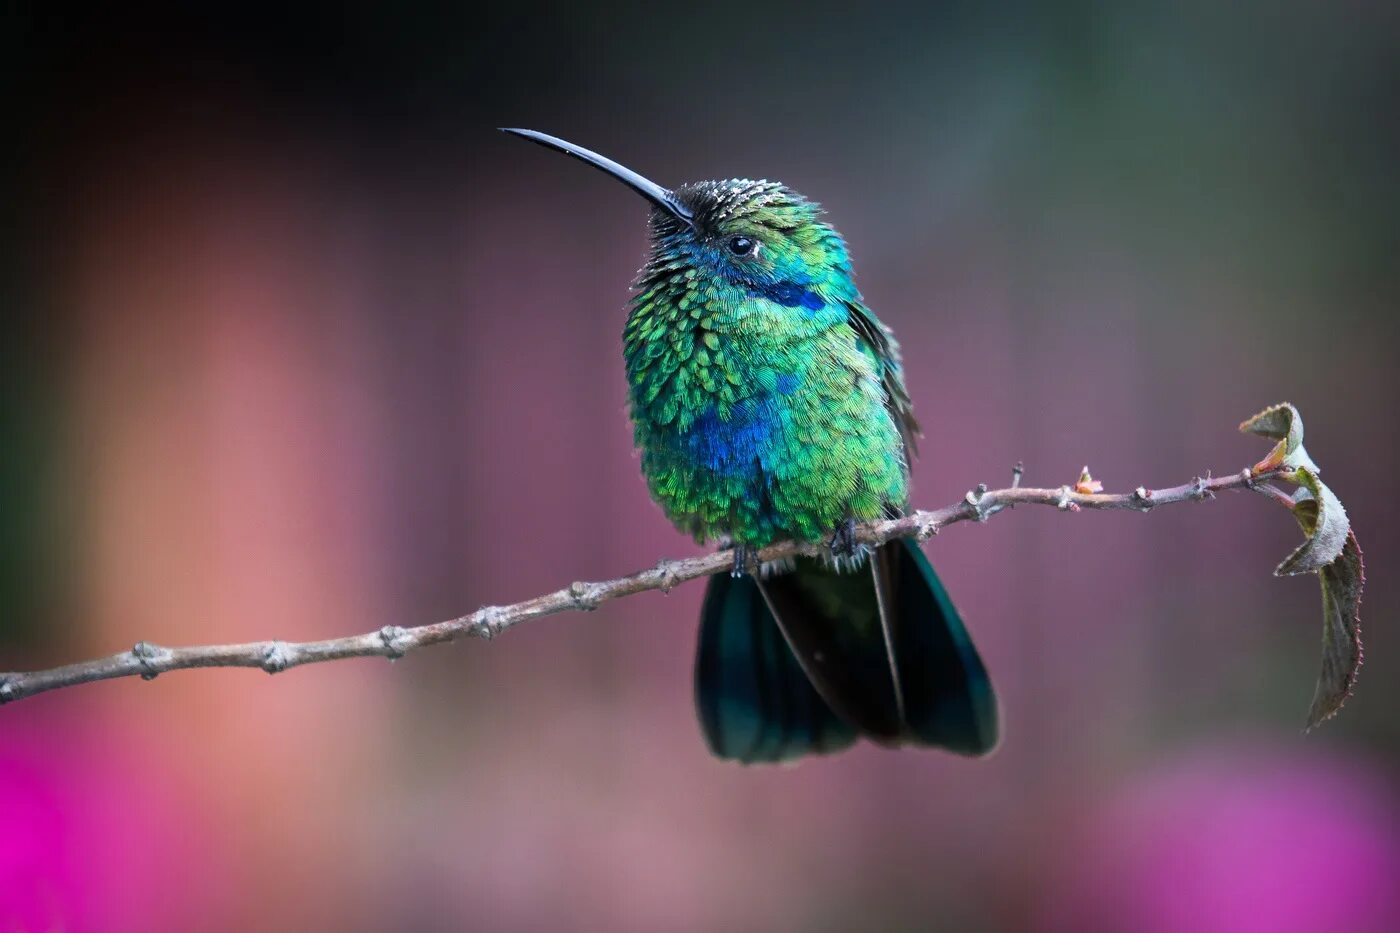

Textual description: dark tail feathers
[694,539,998,763]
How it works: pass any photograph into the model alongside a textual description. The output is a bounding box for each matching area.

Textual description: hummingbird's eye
[727,236,756,257]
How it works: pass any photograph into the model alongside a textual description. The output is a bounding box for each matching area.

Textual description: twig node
[132,641,166,681]
[654,559,679,593]
[379,625,410,660]
[262,641,292,674]
[569,581,601,611]
[474,607,506,640]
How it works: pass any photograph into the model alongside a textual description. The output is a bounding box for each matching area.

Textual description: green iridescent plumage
[624,179,913,547]
[505,129,998,763]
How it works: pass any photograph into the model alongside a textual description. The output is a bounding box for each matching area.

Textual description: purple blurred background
[3,4,1398,930]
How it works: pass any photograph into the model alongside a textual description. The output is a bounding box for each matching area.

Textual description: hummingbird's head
[658,179,854,301]
[501,129,856,303]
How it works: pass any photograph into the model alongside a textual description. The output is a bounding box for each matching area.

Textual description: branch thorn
[1192,472,1215,501]
[1011,461,1024,488]
[964,485,992,522]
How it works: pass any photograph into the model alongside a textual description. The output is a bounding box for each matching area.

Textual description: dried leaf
[1073,466,1102,495]
[1294,500,1365,730]
[1243,403,1364,727]
[1240,402,1319,473]
[1276,468,1349,575]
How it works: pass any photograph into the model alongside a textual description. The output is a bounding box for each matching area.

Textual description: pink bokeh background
[3,5,1398,930]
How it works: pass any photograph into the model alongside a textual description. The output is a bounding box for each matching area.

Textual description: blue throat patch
[745,279,825,312]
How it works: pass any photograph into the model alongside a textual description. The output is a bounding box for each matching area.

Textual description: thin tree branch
[0,464,1287,706]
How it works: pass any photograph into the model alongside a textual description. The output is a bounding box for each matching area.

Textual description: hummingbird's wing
[844,300,920,463]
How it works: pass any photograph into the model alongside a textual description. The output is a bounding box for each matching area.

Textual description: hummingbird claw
[730,544,752,578]
[830,518,860,558]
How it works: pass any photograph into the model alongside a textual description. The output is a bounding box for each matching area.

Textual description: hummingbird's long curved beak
[500,128,695,228]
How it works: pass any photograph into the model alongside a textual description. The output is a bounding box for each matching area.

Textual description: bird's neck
[629,266,851,340]
[623,267,859,435]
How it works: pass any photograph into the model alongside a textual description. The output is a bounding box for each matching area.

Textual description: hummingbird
[503,129,998,763]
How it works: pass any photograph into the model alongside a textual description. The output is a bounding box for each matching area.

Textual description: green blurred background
[3,3,1398,930]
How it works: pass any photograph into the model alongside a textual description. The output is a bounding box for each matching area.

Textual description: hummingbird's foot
[829,518,860,558]
[730,544,753,578]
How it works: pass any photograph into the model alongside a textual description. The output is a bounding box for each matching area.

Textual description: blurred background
[2,3,1398,930]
